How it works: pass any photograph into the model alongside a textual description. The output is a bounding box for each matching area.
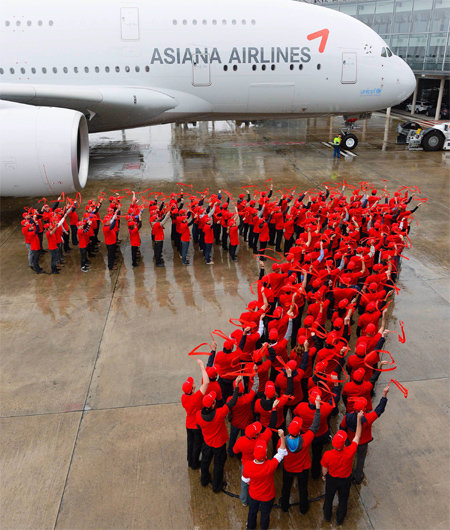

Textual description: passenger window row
[4,19,54,27]
[173,19,256,26]
[0,63,323,75]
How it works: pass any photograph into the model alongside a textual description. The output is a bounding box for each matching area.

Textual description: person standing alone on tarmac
[333,134,342,159]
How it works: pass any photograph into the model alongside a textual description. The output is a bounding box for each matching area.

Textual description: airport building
[302,0,450,119]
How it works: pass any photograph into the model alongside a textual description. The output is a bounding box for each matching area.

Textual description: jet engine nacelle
[0,105,89,197]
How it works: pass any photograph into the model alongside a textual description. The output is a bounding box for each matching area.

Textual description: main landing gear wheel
[341,133,358,150]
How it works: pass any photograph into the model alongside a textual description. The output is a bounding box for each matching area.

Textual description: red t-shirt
[293,401,333,437]
[29,228,40,251]
[181,390,203,429]
[129,226,141,247]
[321,441,357,478]
[229,225,239,246]
[342,381,373,412]
[152,221,164,241]
[22,225,34,244]
[227,391,255,429]
[254,396,288,428]
[278,430,315,473]
[204,224,214,244]
[196,405,230,448]
[46,230,58,250]
[103,224,117,245]
[233,429,272,463]
[243,457,280,501]
[78,228,90,249]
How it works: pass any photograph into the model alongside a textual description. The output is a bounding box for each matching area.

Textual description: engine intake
[0,106,89,197]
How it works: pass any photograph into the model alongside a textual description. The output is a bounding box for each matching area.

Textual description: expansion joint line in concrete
[52,246,125,530]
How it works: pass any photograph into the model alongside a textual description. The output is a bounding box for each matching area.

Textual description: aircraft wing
[0,84,178,132]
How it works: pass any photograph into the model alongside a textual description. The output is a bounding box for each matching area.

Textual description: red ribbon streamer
[389,379,408,398]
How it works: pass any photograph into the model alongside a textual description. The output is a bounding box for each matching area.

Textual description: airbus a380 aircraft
[0,0,415,196]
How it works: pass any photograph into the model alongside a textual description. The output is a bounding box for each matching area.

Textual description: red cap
[224,340,234,351]
[356,344,366,356]
[325,334,335,345]
[366,323,376,335]
[272,263,280,271]
[369,282,378,291]
[182,377,194,394]
[309,387,321,403]
[247,300,259,311]
[353,397,367,411]
[288,418,303,436]
[332,430,348,449]
[253,441,268,460]
[352,368,365,382]
[206,366,218,379]
[269,329,278,341]
[334,317,344,329]
[338,299,348,309]
[366,302,376,313]
[265,381,276,399]
[245,421,262,439]
[286,360,297,371]
[202,391,217,408]
[304,315,314,327]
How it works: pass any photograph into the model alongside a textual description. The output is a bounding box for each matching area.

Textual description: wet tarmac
[1,114,449,530]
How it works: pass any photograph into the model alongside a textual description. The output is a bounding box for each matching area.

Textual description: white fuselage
[0,0,416,132]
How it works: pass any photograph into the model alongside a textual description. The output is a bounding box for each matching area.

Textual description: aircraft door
[192,50,211,87]
[120,7,140,40]
[341,52,357,84]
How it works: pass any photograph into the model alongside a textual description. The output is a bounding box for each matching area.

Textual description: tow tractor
[405,122,450,151]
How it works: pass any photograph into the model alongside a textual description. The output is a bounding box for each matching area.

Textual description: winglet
[307,28,330,53]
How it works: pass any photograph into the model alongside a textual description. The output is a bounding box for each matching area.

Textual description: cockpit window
[381,47,387,57]
[386,47,393,57]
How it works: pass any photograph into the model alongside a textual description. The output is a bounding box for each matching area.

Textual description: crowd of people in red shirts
[181,181,424,529]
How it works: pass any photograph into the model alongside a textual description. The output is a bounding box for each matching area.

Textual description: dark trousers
[154,240,164,264]
[131,246,139,266]
[63,232,70,252]
[204,242,213,263]
[354,443,368,482]
[106,244,116,269]
[275,229,283,252]
[311,432,330,479]
[70,225,78,245]
[213,223,221,244]
[333,145,341,158]
[281,468,310,513]
[252,233,260,254]
[269,223,276,245]
[247,496,274,530]
[181,240,189,263]
[200,443,227,492]
[229,244,237,260]
[218,377,234,403]
[284,236,294,255]
[31,249,41,272]
[243,223,250,241]
[323,475,351,524]
[228,425,244,456]
[221,226,228,249]
[259,241,267,259]
[187,427,203,469]
[50,249,59,272]
[80,247,87,268]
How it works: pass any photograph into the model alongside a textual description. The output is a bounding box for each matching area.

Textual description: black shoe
[182,260,190,265]
[156,263,165,267]
[85,259,91,264]
[132,262,138,267]
[52,270,60,274]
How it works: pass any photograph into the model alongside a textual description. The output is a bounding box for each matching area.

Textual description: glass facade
[303,0,450,75]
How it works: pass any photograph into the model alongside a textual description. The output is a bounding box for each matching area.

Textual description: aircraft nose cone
[397,58,416,100]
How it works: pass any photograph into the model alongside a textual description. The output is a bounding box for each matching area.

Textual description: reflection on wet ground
[0,115,448,529]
